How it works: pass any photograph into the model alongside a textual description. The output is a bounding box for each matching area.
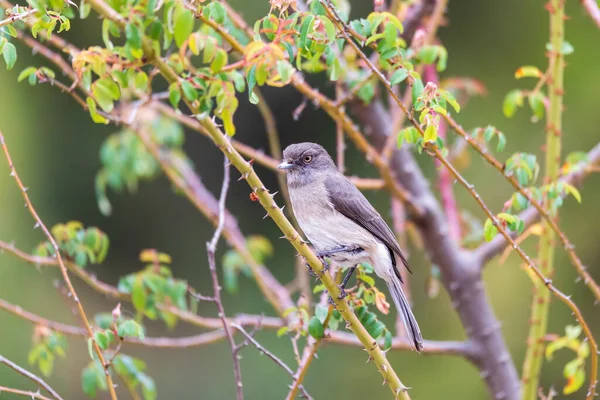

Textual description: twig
[0,132,118,400]
[0,385,53,400]
[335,82,346,173]
[286,295,334,400]
[581,0,600,30]
[206,155,243,400]
[0,7,37,28]
[232,324,312,399]
[425,66,461,241]
[0,355,63,400]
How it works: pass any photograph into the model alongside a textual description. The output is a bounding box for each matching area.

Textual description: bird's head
[278,142,336,184]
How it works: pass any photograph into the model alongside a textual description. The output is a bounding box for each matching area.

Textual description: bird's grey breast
[288,177,376,253]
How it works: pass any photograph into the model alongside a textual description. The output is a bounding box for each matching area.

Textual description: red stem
[424,65,461,241]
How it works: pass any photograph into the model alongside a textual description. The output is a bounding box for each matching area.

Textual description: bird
[278,142,423,351]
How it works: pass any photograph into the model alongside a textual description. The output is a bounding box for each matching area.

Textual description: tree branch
[205,155,244,400]
[232,323,312,400]
[0,355,63,400]
[0,385,53,400]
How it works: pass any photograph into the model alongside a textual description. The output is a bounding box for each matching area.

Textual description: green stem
[521,1,564,398]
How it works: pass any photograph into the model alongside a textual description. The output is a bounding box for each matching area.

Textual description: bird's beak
[278,161,295,170]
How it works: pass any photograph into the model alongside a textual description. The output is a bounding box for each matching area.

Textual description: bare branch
[232,324,312,400]
[0,355,63,400]
[205,155,244,400]
[0,385,53,400]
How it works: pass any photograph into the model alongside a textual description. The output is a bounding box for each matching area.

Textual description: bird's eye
[303,155,313,164]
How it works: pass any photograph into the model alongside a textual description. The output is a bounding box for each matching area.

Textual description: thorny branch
[0,354,63,400]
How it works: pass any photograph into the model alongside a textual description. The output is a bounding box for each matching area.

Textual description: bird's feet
[327,285,348,306]
[305,255,330,277]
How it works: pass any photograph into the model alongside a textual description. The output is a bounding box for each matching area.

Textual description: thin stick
[424,66,461,241]
[0,133,117,400]
[335,82,346,173]
[0,7,37,28]
[232,324,312,399]
[0,385,53,400]
[206,155,243,400]
[0,355,63,400]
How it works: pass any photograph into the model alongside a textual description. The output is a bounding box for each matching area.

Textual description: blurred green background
[1,0,600,398]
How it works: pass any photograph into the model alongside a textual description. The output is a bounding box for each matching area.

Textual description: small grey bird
[278,142,423,351]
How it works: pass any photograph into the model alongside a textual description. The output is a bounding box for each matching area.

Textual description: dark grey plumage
[278,142,423,351]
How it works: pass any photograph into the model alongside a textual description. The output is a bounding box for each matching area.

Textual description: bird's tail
[387,278,423,352]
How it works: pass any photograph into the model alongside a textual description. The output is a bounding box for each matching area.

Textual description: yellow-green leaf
[514,65,542,79]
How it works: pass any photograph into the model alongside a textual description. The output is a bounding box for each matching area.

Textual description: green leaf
[320,16,336,43]
[86,97,108,124]
[94,331,110,350]
[169,83,181,108]
[132,276,147,313]
[118,319,145,339]
[92,78,120,113]
[503,89,524,118]
[18,66,37,82]
[125,23,142,49]
[276,326,289,337]
[424,123,437,143]
[566,325,582,340]
[390,68,408,86]
[81,365,98,397]
[563,183,582,203]
[308,316,325,339]
[174,8,194,47]
[299,15,314,49]
[383,330,393,351]
[314,304,329,323]
[412,78,424,105]
[528,92,545,119]
[440,89,460,113]
[180,80,197,101]
[483,218,498,242]
[514,66,542,79]
[3,42,17,70]
[564,366,585,394]
[210,49,227,72]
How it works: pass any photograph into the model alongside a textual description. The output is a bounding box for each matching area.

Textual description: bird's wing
[325,173,411,276]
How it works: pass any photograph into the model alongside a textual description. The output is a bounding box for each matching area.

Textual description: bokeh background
[1,0,600,398]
